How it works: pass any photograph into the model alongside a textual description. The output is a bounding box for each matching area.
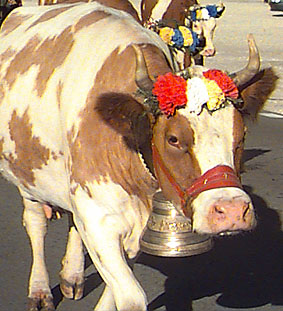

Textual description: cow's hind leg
[60,214,85,300]
[22,198,55,311]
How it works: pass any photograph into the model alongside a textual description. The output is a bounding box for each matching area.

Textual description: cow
[0,2,277,311]
[134,0,225,63]
[27,0,225,69]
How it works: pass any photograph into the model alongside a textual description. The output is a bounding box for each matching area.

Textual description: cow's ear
[216,3,225,17]
[95,92,153,151]
[239,68,278,120]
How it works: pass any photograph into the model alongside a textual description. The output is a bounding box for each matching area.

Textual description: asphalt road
[0,0,282,311]
[203,0,283,115]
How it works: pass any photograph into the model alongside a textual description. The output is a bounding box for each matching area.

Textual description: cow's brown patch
[56,81,64,109]
[152,113,201,207]
[163,0,197,24]
[35,27,74,97]
[1,13,30,35]
[51,150,64,160]
[3,37,41,91]
[95,0,140,21]
[8,110,50,187]
[54,0,139,21]
[0,48,15,75]
[68,46,164,203]
[141,0,157,24]
[0,84,5,104]
[28,6,76,29]
[233,109,245,177]
[142,0,197,24]
[74,10,111,33]
[56,0,88,2]
[4,28,74,97]
[0,47,14,62]
[0,138,4,158]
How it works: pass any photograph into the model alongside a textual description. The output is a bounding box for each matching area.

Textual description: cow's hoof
[60,277,84,300]
[27,297,55,311]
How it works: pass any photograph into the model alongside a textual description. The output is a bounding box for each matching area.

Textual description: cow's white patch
[129,0,142,20]
[179,104,235,173]
[179,104,254,233]
[150,0,172,21]
[186,77,209,114]
[71,177,152,258]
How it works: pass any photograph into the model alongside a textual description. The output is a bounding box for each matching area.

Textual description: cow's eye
[168,135,179,146]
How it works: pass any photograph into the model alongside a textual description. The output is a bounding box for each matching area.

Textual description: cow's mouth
[218,230,241,236]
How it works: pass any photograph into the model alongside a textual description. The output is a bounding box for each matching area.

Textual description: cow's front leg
[94,285,116,311]
[59,215,85,300]
[22,198,55,311]
[94,257,138,311]
[73,208,147,311]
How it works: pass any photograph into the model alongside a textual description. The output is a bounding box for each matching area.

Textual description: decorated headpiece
[151,70,239,116]
[145,19,200,53]
[188,4,225,21]
[158,25,199,53]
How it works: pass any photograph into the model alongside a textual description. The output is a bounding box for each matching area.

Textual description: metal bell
[140,191,213,257]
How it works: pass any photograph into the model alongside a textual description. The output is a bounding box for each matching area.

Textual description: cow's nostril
[214,205,225,214]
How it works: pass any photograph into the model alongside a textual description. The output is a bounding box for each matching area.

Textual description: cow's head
[187,3,225,57]
[132,35,277,235]
[96,35,277,236]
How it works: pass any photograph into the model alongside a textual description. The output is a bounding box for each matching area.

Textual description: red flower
[203,69,239,99]
[152,72,187,116]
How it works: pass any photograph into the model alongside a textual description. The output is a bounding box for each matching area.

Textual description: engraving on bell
[140,191,213,257]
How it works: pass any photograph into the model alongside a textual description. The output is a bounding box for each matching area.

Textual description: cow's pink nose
[202,48,215,57]
[208,199,255,234]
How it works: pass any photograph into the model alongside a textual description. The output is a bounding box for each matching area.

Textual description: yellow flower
[179,26,193,47]
[202,78,225,111]
[196,9,203,20]
[159,27,174,45]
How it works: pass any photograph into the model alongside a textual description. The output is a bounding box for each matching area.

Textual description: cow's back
[0,2,171,209]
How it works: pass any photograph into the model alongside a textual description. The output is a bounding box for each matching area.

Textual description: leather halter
[152,143,243,217]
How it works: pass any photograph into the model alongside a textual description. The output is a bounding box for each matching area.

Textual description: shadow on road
[138,188,283,311]
[242,148,271,164]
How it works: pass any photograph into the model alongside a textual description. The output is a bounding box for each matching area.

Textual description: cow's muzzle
[152,142,243,217]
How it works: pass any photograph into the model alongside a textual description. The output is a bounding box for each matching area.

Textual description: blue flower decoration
[190,10,197,22]
[172,29,184,48]
[206,5,218,18]
[190,31,199,52]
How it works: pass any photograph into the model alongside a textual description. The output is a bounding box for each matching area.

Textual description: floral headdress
[150,70,239,116]
[158,25,199,53]
[146,19,200,53]
[188,4,225,21]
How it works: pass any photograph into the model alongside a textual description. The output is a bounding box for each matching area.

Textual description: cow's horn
[230,34,260,88]
[132,44,154,92]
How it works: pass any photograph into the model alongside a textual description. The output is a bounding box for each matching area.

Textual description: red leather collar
[152,143,242,216]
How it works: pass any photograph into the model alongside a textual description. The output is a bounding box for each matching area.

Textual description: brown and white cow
[30,0,225,68]
[130,0,225,65]
[0,2,277,311]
